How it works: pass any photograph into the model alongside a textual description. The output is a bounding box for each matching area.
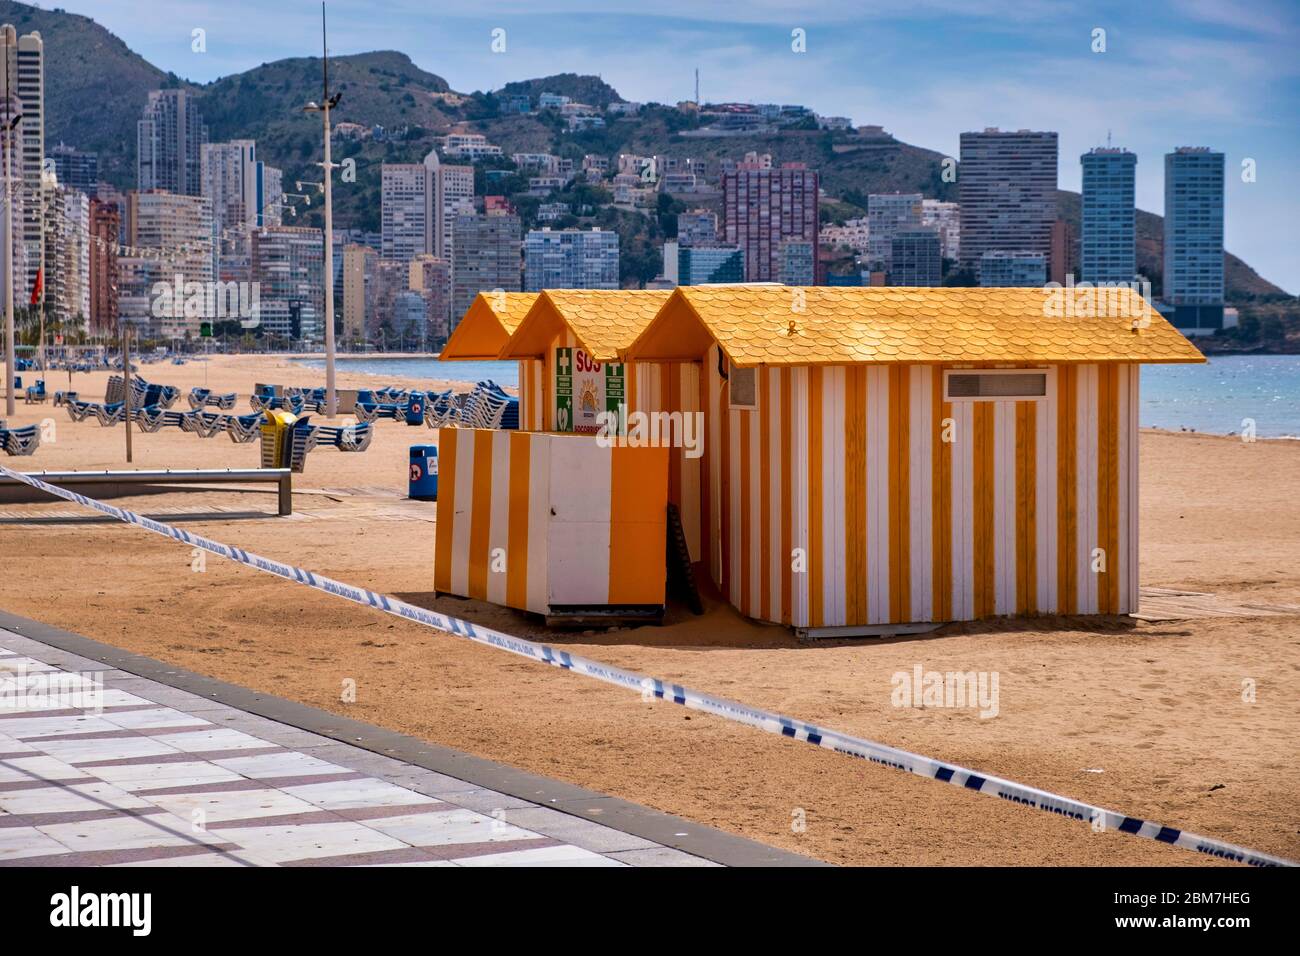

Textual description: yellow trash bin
[259,409,297,469]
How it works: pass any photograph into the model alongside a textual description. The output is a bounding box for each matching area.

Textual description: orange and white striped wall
[699,349,1139,628]
[433,427,669,614]
[517,359,545,431]
[521,327,703,563]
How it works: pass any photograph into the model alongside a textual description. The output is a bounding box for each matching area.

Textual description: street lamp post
[303,2,341,418]
[2,94,20,417]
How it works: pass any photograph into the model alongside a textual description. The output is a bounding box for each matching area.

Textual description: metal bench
[0,468,294,516]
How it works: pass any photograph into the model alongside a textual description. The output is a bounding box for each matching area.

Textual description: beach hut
[623,285,1205,634]
[432,289,691,620]
[441,292,541,427]
[498,288,703,559]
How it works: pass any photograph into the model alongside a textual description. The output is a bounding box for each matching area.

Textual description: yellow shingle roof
[441,292,539,360]
[625,286,1205,366]
[502,289,674,362]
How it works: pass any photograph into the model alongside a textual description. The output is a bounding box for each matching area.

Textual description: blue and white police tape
[3,464,1293,868]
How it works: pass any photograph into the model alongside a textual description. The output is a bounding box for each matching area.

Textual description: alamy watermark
[891,665,999,719]
[0,662,104,716]
[151,276,261,328]
[594,403,704,459]
[1042,274,1153,328]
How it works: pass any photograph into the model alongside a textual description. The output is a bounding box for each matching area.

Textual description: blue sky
[57,0,1300,292]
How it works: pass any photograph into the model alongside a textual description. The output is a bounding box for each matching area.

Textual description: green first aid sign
[554,346,623,434]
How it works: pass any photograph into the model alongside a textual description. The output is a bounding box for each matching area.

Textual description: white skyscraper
[201,141,258,235]
[138,89,207,196]
[423,149,474,262]
[1,25,42,301]
[383,151,475,267]
[381,163,427,265]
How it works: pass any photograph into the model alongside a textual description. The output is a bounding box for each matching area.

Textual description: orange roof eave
[657,286,1207,367]
[499,293,587,360]
[622,288,726,364]
[440,295,509,360]
[442,292,541,360]
[505,289,674,363]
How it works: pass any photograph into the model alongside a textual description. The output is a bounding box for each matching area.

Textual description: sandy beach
[2,354,1297,866]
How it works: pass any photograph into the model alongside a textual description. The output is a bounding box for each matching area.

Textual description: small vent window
[729,364,757,408]
[944,370,1048,401]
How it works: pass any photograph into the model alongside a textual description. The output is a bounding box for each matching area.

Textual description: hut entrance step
[666,503,704,615]
[545,605,664,627]
[796,621,945,643]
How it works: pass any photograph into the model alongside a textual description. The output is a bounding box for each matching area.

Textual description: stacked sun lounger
[352,389,408,423]
[188,387,238,410]
[0,422,40,456]
[457,381,518,430]
[24,380,46,404]
[423,390,459,427]
[285,415,374,472]
[106,375,181,410]
[249,386,315,414]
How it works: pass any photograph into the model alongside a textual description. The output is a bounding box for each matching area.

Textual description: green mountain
[4,0,1290,313]
[1,0,171,185]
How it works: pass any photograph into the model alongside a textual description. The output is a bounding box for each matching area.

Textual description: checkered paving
[0,629,715,867]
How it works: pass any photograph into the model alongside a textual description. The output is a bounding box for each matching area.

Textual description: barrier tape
[3,464,1293,868]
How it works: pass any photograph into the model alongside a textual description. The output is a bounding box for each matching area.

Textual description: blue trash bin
[404,392,426,426]
[409,445,438,500]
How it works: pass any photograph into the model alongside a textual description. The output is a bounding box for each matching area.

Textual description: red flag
[29,267,42,306]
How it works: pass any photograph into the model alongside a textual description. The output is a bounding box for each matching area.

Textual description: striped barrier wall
[702,350,1139,629]
[432,428,669,614]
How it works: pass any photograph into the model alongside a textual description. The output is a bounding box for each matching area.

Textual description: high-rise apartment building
[45,183,90,330]
[866,192,922,270]
[48,143,98,196]
[380,163,427,265]
[524,227,619,291]
[424,150,473,262]
[251,226,325,342]
[778,240,816,286]
[889,228,942,286]
[381,153,474,269]
[1163,147,1225,331]
[921,199,960,261]
[678,245,744,285]
[341,243,376,343]
[124,190,214,338]
[202,140,257,284]
[1,26,43,300]
[201,141,258,235]
[677,209,719,247]
[958,129,1058,278]
[1080,148,1136,284]
[721,161,819,282]
[0,88,27,306]
[258,163,282,227]
[978,251,1046,287]
[409,254,452,345]
[88,199,119,335]
[370,259,409,336]
[451,214,521,326]
[137,89,208,196]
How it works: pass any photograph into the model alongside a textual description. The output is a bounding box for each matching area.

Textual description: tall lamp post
[303,2,341,418]
[1,87,20,417]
